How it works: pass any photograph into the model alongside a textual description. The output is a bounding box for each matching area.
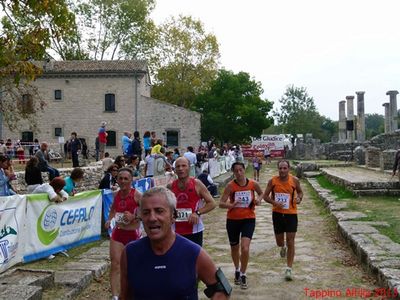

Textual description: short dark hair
[134,131,140,138]
[70,167,84,180]
[277,159,290,168]
[231,161,245,171]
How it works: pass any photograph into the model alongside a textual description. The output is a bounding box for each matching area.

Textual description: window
[106,130,116,147]
[105,93,115,112]
[166,130,179,147]
[55,127,63,137]
[54,89,62,100]
[20,94,34,113]
[21,131,33,143]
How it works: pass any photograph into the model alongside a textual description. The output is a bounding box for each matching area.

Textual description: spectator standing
[95,136,100,161]
[197,169,220,198]
[33,139,40,154]
[144,153,155,178]
[173,148,180,161]
[99,164,119,190]
[102,152,114,173]
[25,157,43,193]
[35,142,60,180]
[98,121,108,159]
[150,131,157,147]
[184,146,197,177]
[121,132,132,157]
[5,139,13,158]
[16,141,25,164]
[68,132,81,167]
[143,131,151,156]
[0,140,6,155]
[0,155,14,196]
[131,131,142,159]
[154,147,166,177]
[165,150,174,166]
[151,139,163,155]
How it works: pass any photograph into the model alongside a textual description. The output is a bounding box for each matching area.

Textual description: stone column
[383,103,390,133]
[338,100,347,142]
[387,90,399,132]
[346,95,355,143]
[356,91,365,142]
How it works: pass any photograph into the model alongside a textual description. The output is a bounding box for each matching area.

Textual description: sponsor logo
[0,225,17,264]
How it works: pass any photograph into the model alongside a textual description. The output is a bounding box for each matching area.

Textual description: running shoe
[280,246,287,258]
[240,275,248,289]
[285,268,293,281]
[234,271,241,285]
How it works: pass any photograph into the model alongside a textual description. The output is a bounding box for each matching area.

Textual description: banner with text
[0,195,26,273]
[242,134,286,157]
[24,190,102,262]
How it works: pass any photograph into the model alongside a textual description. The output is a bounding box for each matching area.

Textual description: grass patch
[344,196,400,244]
[315,175,356,199]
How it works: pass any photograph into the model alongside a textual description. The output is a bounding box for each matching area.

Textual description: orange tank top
[226,179,257,220]
[271,175,297,214]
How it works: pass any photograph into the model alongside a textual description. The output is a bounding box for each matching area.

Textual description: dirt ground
[76,164,379,300]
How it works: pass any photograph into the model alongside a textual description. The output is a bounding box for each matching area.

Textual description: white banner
[24,190,102,262]
[0,195,26,273]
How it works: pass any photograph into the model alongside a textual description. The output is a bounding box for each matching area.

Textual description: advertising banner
[24,190,102,262]
[0,195,26,273]
[242,135,286,157]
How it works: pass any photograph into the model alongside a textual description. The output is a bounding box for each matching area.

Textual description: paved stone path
[321,166,393,183]
[77,165,379,300]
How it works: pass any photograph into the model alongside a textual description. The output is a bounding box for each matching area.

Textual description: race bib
[275,193,290,209]
[176,208,192,222]
[234,190,252,208]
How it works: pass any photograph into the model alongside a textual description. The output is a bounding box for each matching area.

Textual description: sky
[151,0,400,121]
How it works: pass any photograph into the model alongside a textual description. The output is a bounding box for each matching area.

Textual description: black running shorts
[272,211,298,234]
[226,218,256,246]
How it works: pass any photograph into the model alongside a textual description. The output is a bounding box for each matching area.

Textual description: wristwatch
[195,210,202,216]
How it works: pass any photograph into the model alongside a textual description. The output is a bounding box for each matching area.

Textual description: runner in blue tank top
[120,186,231,300]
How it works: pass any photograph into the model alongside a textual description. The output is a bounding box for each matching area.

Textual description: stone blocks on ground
[0,285,42,300]
[54,270,92,297]
[306,177,400,298]
[0,268,54,289]
[63,260,110,279]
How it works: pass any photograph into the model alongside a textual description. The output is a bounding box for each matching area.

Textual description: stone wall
[365,146,381,168]
[12,164,104,194]
[2,71,201,157]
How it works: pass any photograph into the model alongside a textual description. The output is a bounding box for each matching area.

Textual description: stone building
[1,60,201,156]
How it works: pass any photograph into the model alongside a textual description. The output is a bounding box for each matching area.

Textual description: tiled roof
[37,60,148,73]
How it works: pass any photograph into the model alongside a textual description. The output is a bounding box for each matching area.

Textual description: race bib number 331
[176,208,192,222]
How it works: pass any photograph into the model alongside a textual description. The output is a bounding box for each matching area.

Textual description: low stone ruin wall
[12,163,104,194]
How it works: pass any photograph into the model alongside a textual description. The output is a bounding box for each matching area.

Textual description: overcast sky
[151,0,400,121]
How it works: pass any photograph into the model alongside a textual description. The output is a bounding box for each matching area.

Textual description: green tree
[365,113,384,139]
[0,0,76,130]
[276,85,334,142]
[193,69,273,144]
[151,15,220,108]
[69,0,157,60]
